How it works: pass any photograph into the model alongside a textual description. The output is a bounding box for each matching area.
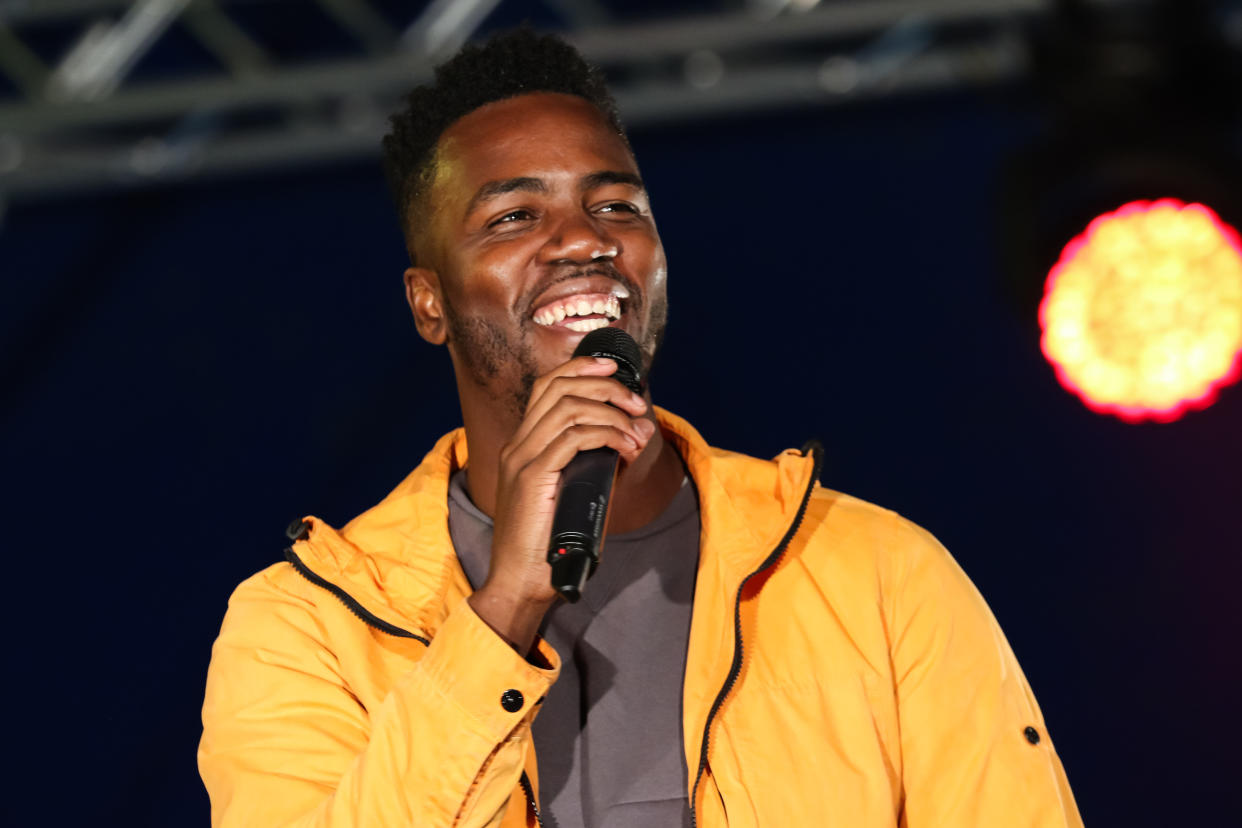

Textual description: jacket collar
[291,408,819,639]
[657,408,820,576]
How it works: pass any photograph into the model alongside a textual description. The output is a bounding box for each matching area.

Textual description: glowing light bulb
[1039,199,1242,422]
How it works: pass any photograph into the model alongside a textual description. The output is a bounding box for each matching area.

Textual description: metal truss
[0,0,1052,201]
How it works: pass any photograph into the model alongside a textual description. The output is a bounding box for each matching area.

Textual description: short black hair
[381,28,628,265]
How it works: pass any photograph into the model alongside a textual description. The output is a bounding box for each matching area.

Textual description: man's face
[408,92,668,414]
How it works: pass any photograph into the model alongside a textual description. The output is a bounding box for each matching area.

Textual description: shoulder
[801,484,944,564]
[800,485,1004,644]
[216,561,336,645]
[781,483,960,614]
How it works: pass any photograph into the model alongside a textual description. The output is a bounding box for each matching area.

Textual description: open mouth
[531,291,625,333]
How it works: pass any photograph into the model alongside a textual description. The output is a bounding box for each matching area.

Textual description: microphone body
[547,448,618,601]
[547,328,645,603]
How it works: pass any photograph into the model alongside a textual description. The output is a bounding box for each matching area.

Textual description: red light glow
[1039,199,1242,422]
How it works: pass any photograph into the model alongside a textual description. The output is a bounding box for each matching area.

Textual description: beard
[442,303,541,420]
[442,271,668,418]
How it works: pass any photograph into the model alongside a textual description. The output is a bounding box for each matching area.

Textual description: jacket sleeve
[886,517,1083,828]
[198,566,558,828]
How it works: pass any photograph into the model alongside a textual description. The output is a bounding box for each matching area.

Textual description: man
[199,29,1083,828]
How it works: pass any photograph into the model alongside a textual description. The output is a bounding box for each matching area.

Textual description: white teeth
[564,318,610,333]
[534,294,625,325]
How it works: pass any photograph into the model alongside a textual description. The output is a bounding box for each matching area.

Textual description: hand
[468,355,655,654]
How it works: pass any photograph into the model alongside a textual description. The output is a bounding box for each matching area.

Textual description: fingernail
[593,357,613,365]
[635,418,656,437]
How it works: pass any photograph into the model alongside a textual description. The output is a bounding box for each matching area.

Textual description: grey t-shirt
[448,469,700,828]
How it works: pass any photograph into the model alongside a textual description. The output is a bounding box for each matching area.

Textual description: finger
[525,356,622,414]
[513,375,647,449]
[521,423,647,478]
[505,395,651,473]
[527,356,616,401]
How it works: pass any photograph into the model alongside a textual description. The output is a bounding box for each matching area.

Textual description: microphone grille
[571,328,644,394]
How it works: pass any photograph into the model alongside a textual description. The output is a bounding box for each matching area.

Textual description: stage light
[995,0,1242,421]
[1039,199,1242,422]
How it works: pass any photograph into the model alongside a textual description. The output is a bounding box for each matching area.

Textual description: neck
[461,398,685,535]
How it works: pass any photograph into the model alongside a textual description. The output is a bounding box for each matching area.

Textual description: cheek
[632,235,668,292]
[446,250,529,314]
[653,270,668,305]
[632,223,665,262]
[478,238,541,285]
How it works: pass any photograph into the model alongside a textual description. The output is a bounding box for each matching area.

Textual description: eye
[490,209,534,227]
[597,201,640,216]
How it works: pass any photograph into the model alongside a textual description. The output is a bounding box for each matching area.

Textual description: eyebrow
[464,176,547,217]
[464,170,647,218]
[581,170,646,192]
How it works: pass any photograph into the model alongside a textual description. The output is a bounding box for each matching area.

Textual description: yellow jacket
[199,409,1082,827]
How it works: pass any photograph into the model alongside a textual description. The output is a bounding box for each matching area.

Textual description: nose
[538,211,620,265]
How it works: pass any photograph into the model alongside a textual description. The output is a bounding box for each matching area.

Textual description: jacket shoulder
[792,484,955,599]
[216,559,353,646]
[805,484,941,554]
[230,559,321,606]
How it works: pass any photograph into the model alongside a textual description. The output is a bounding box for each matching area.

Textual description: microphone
[547,327,646,603]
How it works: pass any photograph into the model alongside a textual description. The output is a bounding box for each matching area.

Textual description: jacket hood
[290,407,820,639]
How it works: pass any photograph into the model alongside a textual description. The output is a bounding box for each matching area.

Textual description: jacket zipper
[284,547,545,827]
[519,771,543,826]
[285,547,431,644]
[688,440,824,828]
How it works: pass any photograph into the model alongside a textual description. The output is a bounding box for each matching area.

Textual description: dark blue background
[4,81,1239,825]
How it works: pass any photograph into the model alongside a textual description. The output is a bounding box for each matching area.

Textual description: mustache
[521,263,643,318]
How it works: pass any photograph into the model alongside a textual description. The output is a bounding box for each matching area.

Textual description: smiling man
[199,29,1083,828]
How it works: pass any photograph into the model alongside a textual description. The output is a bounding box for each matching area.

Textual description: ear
[404,266,447,345]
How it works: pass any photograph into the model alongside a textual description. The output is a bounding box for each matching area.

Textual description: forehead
[432,92,638,197]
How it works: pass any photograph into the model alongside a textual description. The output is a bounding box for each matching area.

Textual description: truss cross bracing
[0,0,1056,200]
